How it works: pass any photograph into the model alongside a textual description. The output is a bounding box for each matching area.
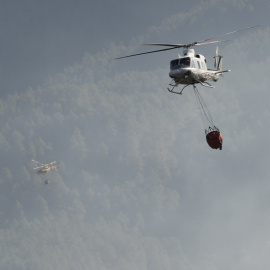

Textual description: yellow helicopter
[32,160,60,175]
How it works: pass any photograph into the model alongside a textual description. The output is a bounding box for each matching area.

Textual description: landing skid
[167,80,215,94]
[167,83,189,95]
[198,81,215,88]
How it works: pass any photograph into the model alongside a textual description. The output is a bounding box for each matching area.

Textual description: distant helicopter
[115,25,259,94]
[32,160,60,175]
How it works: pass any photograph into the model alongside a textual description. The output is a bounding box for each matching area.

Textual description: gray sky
[1,0,270,269]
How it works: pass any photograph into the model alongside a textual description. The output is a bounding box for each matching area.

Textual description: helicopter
[115,25,259,94]
[32,160,60,175]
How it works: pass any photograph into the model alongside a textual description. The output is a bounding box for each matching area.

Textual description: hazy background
[0,0,270,269]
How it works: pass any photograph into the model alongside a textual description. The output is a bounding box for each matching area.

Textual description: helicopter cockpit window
[170,57,191,70]
[170,59,179,70]
[179,57,190,67]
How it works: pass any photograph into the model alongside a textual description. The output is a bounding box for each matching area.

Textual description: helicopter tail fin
[214,46,223,71]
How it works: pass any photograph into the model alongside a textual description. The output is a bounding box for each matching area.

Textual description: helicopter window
[201,62,207,70]
[170,57,191,69]
[197,61,201,69]
[179,57,190,67]
[170,59,179,69]
[200,61,204,69]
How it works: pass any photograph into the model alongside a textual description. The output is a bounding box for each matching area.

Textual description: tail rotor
[214,46,223,71]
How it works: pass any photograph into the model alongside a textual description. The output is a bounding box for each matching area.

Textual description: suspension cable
[193,85,214,127]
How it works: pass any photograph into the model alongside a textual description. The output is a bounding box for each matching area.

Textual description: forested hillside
[1,1,270,269]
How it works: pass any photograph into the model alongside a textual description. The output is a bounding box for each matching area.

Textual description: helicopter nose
[169,69,186,79]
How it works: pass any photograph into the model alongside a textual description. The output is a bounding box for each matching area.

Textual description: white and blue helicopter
[115,25,259,94]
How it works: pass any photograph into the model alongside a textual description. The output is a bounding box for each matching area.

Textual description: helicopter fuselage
[169,49,221,86]
[37,167,51,174]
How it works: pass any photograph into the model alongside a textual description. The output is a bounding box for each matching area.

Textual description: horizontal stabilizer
[215,69,231,74]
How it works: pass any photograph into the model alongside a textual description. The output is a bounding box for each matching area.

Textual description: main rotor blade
[195,40,229,46]
[198,25,260,43]
[114,46,179,60]
[115,25,259,60]
[33,166,44,170]
[32,160,45,166]
[144,43,185,47]
[47,161,56,166]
